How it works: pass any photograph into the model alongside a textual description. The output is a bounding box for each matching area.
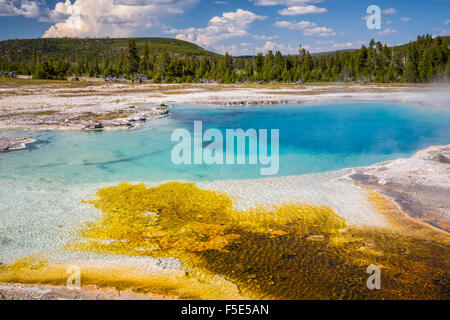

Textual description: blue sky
[0,0,449,54]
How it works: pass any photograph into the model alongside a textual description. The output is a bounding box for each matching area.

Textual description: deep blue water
[0,102,449,184]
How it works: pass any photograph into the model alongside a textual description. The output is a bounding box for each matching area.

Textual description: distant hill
[311,36,450,57]
[0,37,221,63]
[0,35,448,83]
[394,36,450,50]
[236,50,356,59]
[2,36,449,63]
[311,49,356,57]
[237,36,450,58]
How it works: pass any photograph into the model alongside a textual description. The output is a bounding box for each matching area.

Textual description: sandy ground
[1,81,449,130]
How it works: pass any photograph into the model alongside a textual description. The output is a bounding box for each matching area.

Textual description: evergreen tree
[355,45,369,77]
[140,42,150,74]
[404,42,419,82]
[2,35,448,83]
[125,39,140,75]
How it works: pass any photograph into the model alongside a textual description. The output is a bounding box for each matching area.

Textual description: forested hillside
[0,37,219,61]
[0,35,449,83]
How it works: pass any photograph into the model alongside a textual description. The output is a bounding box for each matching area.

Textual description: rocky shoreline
[0,136,36,151]
[351,145,450,233]
[0,106,169,131]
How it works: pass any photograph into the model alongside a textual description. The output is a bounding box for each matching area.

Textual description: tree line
[0,35,449,83]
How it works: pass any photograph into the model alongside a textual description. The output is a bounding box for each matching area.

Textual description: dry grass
[68,110,133,122]
[0,77,104,89]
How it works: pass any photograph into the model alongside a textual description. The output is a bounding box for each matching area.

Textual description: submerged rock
[0,137,36,152]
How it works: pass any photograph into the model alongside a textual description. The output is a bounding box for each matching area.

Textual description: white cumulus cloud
[42,0,193,38]
[278,5,326,15]
[382,8,396,15]
[0,0,42,18]
[274,20,316,30]
[253,0,324,6]
[275,20,335,37]
[332,42,353,49]
[378,28,397,35]
[303,26,335,37]
[167,9,266,47]
[256,40,303,54]
[253,34,279,40]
